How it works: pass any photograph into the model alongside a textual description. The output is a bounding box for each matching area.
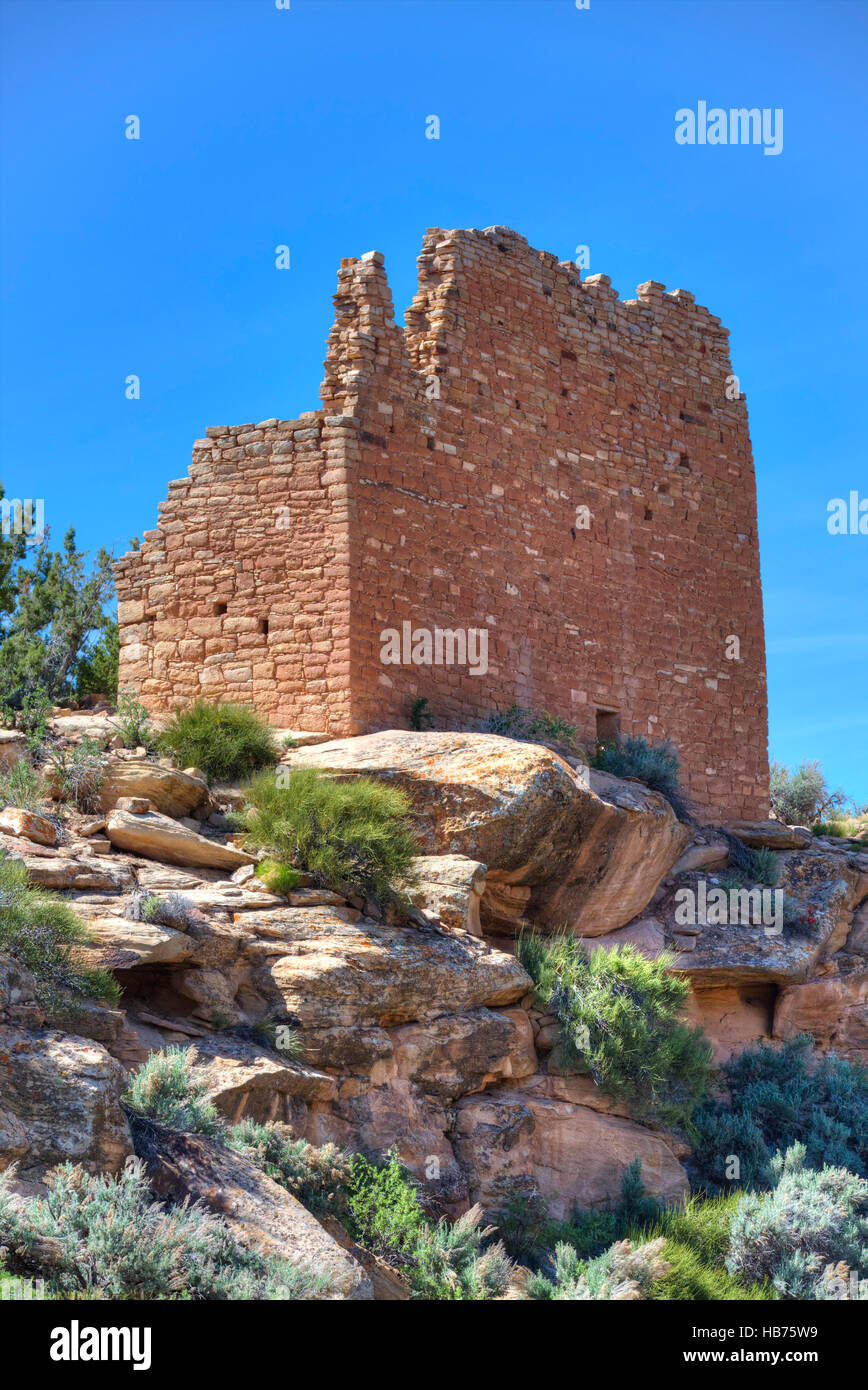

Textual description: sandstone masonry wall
[116,225,769,820]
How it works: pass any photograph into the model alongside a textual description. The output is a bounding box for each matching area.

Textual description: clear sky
[1,0,865,804]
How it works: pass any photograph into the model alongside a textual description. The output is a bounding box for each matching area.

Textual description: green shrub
[159,700,278,783]
[346,1151,511,1300]
[123,1047,222,1138]
[484,704,586,756]
[530,1236,670,1300]
[240,766,419,908]
[590,733,682,802]
[0,854,118,1010]
[726,1145,868,1299]
[689,1036,868,1193]
[518,932,712,1126]
[345,1150,427,1261]
[255,859,302,894]
[113,693,155,750]
[51,736,105,811]
[746,847,781,886]
[123,890,200,931]
[0,758,46,811]
[769,759,845,826]
[226,1121,352,1219]
[624,1195,775,1301]
[0,1160,326,1299]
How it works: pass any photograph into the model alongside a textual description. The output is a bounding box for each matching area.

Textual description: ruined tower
[114,225,769,819]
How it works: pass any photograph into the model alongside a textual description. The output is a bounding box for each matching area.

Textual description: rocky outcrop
[183,1034,337,1126]
[240,906,531,1031]
[0,1026,133,1179]
[452,1075,688,1218]
[0,809,59,847]
[288,732,689,935]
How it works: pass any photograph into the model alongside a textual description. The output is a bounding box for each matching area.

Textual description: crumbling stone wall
[115,225,769,819]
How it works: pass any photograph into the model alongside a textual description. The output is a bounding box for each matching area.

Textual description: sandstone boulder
[133,1116,372,1299]
[85,917,197,968]
[724,820,812,851]
[0,809,59,847]
[106,808,256,871]
[410,854,487,934]
[181,1033,337,1125]
[94,758,209,817]
[288,732,689,935]
[0,1027,133,1179]
[388,1006,537,1101]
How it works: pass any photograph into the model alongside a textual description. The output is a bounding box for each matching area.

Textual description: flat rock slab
[133,1116,372,1300]
[239,905,531,1030]
[106,808,256,871]
[0,836,133,893]
[85,917,197,967]
[723,820,812,850]
[288,731,689,935]
[182,1034,337,1121]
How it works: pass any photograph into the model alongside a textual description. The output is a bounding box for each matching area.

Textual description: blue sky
[1,0,866,803]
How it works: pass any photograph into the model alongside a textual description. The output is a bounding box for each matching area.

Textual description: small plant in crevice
[745,846,780,886]
[254,858,302,895]
[408,696,434,731]
[590,734,690,820]
[0,758,46,811]
[112,693,156,750]
[123,890,200,931]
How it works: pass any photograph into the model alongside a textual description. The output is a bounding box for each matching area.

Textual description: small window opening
[214,602,227,616]
[644,508,653,521]
[259,618,269,636]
